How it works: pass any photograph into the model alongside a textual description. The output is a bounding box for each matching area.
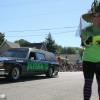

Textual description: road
[0,72,98,100]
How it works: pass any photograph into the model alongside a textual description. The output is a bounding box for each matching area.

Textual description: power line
[5,26,77,33]
[6,30,76,37]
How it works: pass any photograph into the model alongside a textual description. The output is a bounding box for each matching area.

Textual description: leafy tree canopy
[15,39,31,46]
[44,32,57,53]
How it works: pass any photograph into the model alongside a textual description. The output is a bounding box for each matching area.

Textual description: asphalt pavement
[0,72,98,100]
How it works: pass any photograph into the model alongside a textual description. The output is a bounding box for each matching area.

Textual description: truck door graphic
[27,52,48,71]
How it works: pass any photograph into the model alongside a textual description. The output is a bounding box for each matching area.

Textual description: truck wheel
[46,67,58,78]
[46,67,53,78]
[8,67,20,81]
[53,69,58,77]
[53,67,58,77]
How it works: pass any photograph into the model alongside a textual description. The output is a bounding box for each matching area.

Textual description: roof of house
[21,42,47,50]
[0,40,20,48]
[30,43,44,49]
[58,54,81,64]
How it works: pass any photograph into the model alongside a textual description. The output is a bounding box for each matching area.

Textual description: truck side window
[29,52,36,60]
[45,53,56,62]
[36,53,45,61]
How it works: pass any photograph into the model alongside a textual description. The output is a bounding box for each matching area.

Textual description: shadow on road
[0,75,50,84]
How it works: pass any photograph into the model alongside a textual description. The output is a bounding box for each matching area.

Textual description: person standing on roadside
[80,0,100,100]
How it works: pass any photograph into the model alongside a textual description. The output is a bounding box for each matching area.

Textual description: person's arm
[80,29,87,47]
[80,26,93,47]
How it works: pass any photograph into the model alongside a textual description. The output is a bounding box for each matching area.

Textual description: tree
[66,47,77,54]
[15,39,30,46]
[0,32,5,45]
[55,44,62,54]
[44,33,56,53]
[60,47,68,54]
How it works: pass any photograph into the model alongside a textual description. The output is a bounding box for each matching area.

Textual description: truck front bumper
[0,69,8,76]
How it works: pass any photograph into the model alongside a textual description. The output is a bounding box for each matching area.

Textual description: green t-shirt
[82,26,100,62]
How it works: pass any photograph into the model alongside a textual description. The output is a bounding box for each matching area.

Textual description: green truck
[0,48,59,81]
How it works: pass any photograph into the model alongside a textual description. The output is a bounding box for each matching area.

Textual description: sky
[0,0,93,47]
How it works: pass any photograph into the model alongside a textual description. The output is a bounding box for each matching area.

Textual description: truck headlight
[0,62,4,67]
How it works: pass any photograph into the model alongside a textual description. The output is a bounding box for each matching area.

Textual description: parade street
[0,72,98,100]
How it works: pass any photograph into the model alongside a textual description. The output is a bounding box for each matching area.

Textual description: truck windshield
[0,49,28,58]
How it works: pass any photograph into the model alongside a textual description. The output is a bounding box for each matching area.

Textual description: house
[58,54,81,64]
[56,54,82,71]
[0,40,20,53]
[21,42,47,51]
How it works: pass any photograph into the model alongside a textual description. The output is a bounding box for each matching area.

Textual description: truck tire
[46,67,58,78]
[53,67,58,77]
[8,67,21,81]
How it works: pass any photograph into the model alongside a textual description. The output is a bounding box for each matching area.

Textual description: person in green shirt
[81,0,100,100]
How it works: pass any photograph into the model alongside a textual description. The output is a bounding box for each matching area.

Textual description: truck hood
[0,57,17,61]
[0,57,25,63]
